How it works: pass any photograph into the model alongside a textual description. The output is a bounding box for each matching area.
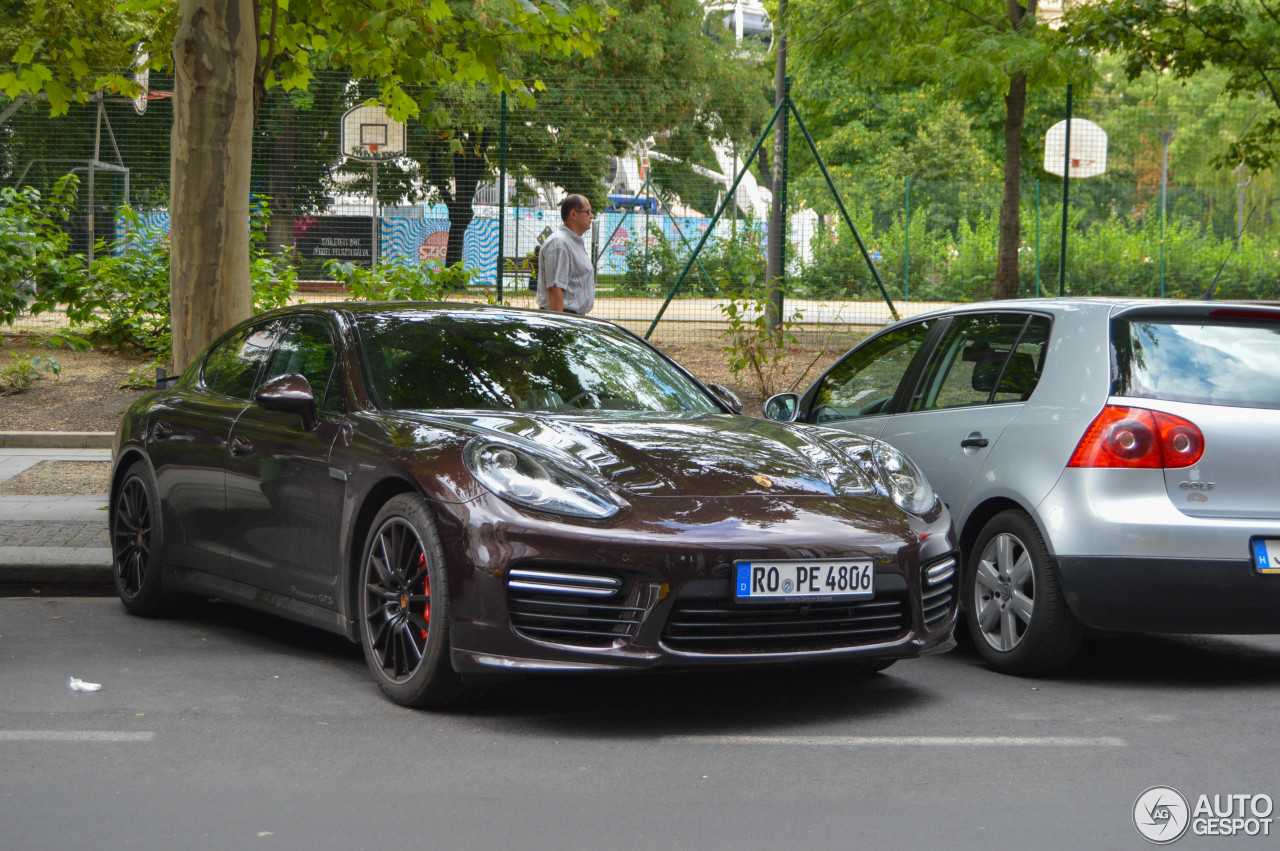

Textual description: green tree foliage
[1065,55,1279,240]
[4,0,611,368]
[784,0,1090,298]
[357,0,772,270]
[0,0,152,112]
[1064,0,1280,171]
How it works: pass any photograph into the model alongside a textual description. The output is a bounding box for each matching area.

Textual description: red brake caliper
[419,552,431,641]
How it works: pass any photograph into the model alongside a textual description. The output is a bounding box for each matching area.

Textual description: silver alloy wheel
[972,531,1036,652]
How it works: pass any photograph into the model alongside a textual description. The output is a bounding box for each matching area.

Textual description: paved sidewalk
[0,444,113,591]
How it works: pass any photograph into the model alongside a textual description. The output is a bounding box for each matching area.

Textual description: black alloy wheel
[110,460,195,616]
[357,494,476,707]
[113,472,152,597]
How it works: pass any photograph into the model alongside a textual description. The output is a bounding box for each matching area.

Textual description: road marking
[0,731,155,742]
[661,735,1125,747]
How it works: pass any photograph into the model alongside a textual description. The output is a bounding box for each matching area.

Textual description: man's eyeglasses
[576,208,594,216]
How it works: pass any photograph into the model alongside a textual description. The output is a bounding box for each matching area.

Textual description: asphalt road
[3,597,1279,850]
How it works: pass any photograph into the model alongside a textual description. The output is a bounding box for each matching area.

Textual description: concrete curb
[0,432,114,449]
[0,547,112,590]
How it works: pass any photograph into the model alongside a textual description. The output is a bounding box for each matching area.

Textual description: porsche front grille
[661,595,908,654]
[507,568,643,647]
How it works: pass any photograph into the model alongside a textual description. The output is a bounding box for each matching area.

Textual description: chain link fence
[4,72,1280,349]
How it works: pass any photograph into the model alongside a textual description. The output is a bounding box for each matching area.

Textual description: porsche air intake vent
[507,568,643,648]
[922,555,958,628]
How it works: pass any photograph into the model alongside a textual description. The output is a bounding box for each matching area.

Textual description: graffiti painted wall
[115,205,763,286]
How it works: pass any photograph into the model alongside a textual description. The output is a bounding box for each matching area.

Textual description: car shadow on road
[182,601,935,731]
[467,663,933,736]
[945,623,1280,687]
[1065,633,1280,686]
[185,600,364,662]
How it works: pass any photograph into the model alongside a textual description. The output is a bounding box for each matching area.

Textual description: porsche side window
[812,320,934,423]
[264,317,341,414]
[202,323,278,400]
[910,313,1046,411]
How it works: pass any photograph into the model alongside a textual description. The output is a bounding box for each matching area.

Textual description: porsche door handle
[960,436,989,449]
[229,436,253,458]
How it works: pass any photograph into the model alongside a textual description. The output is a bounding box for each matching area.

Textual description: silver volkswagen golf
[766,298,1280,675]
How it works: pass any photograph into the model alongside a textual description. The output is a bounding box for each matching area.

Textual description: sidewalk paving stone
[0,447,113,590]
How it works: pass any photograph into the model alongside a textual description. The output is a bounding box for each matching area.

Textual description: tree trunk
[266,112,297,260]
[443,130,492,274]
[170,0,256,371]
[993,72,1026,300]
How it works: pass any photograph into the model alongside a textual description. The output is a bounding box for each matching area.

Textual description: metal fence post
[904,176,910,301]
[1059,84,1073,297]
[1159,174,1167,298]
[496,90,506,301]
[1035,179,1041,298]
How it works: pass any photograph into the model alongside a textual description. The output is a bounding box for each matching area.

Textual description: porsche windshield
[354,311,721,414]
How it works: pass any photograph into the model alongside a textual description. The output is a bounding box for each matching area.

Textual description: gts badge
[1179,481,1215,491]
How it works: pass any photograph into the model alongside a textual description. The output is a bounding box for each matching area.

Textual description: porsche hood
[413,411,879,499]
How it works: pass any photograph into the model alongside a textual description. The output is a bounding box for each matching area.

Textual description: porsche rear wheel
[357,495,476,707]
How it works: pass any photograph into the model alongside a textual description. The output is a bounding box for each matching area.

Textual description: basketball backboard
[1044,118,1108,178]
[341,104,407,162]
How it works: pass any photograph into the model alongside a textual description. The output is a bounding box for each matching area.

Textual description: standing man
[536,194,595,315]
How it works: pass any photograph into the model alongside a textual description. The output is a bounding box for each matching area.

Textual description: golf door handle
[960,435,989,449]
[230,436,253,458]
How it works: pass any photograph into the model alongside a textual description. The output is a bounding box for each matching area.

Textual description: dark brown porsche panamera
[109,303,958,706]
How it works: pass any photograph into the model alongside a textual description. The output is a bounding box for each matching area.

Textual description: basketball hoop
[341,104,406,163]
[1044,119,1108,178]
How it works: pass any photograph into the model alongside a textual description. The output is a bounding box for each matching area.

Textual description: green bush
[80,196,302,366]
[324,257,474,301]
[0,175,87,328]
[80,207,173,354]
[0,352,62,396]
[249,196,301,312]
[796,199,1280,303]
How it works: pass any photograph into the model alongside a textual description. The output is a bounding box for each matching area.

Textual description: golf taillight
[1067,405,1204,469]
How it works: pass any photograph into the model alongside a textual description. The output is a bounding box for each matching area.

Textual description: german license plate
[734,560,874,602]
[1252,539,1280,575]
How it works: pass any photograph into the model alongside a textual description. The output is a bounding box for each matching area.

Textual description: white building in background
[1037,0,1079,28]
[702,1,772,43]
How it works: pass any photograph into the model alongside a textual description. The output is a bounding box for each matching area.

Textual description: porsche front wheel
[357,495,476,707]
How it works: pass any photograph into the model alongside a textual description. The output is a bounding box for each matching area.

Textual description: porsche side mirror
[764,393,800,422]
[255,373,318,430]
[706,382,743,414]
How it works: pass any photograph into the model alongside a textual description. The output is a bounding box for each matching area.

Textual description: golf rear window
[1113,316,1280,409]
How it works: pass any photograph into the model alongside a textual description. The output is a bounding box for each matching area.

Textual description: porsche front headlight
[464,440,620,520]
[870,440,937,515]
